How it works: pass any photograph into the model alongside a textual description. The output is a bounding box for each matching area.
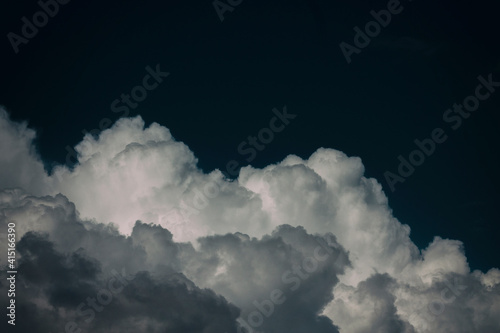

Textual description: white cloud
[0,108,498,332]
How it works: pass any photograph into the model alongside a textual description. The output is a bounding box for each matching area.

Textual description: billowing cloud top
[0,108,499,332]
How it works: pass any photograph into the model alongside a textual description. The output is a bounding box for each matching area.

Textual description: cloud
[328,273,417,333]
[0,189,350,333]
[6,231,240,333]
[0,108,50,195]
[0,108,499,332]
[181,225,349,333]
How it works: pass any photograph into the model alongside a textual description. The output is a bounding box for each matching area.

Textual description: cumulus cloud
[6,230,240,333]
[0,189,349,332]
[0,108,499,332]
[0,109,50,195]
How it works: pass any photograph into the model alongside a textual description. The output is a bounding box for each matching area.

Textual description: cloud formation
[0,108,499,332]
[0,188,349,333]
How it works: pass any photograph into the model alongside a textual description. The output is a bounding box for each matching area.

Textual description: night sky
[1,0,500,332]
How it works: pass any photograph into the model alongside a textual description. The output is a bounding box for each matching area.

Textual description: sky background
[1,0,499,275]
[2,1,500,332]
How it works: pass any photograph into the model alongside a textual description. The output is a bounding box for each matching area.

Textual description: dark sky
[1,0,499,272]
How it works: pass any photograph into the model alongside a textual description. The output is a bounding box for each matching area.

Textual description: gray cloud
[0,189,351,333]
[1,109,499,332]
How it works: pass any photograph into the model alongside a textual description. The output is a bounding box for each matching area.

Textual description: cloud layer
[0,108,499,332]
